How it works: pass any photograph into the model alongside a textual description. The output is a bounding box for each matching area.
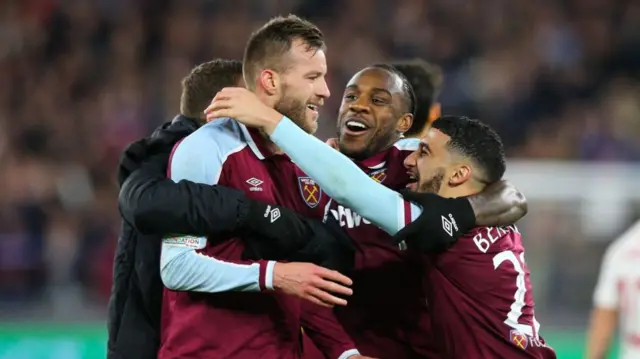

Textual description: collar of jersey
[239,122,288,160]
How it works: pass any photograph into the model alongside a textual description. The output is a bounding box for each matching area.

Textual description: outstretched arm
[204,88,527,248]
[119,152,249,236]
[121,151,355,271]
[271,117,419,235]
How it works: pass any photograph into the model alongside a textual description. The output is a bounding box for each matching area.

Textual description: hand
[326,137,339,150]
[469,180,528,226]
[204,87,283,134]
[272,262,353,308]
[393,190,475,253]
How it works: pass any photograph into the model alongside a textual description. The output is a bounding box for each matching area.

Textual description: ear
[396,113,414,134]
[258,70,279,96]
[448,163,472,187]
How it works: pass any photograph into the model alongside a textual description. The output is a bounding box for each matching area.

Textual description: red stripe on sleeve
[403,200,412,226]
[258,260,268,291]
[166,139,185,178]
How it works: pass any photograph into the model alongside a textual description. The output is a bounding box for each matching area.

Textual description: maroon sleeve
[300,302,358,358]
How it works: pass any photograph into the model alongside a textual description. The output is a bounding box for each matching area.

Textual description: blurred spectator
[0,0,638,321]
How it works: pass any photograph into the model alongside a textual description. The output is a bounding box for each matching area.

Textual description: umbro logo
[263,205,281,223]
[246,177,263,192]
[441,213,459,237]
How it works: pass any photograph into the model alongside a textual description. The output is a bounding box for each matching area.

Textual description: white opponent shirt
[593,220,640,359]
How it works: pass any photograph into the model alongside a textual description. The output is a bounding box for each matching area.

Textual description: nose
[349,95,371,114]
[316,77,331,99]
[404,150,418,170]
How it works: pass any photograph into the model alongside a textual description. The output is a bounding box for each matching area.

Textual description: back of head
[180,59,243,121]
[432,115,506,184]
[243,14,325,90]
[392,59,444,137]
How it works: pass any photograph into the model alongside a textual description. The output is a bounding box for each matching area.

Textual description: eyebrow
[345,85,392,96]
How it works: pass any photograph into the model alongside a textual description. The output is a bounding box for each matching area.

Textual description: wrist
[450,197,476,231]
[262,109,285,135]
[271,262,284,290]
[259,260,277,291]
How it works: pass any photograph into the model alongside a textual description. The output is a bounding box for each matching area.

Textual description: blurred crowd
[0,0,639,318]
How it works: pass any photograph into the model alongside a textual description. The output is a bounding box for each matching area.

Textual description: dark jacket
[107,116,354,359]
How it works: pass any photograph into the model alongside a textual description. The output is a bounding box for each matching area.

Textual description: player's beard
[418,167,445,194]
[275,85,314,134]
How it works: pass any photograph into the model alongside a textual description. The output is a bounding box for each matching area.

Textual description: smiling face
[337,67,413,160]
[274,39,330,134]
[403,128,451,194]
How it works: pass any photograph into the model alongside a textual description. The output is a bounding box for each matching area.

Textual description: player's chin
[406,181,419,192]
[338,138,367,158]
[303,115,319,134]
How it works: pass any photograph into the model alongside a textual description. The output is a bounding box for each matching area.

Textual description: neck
[260,129,283,154]
[252,89,282,154]
[376,133,403,154]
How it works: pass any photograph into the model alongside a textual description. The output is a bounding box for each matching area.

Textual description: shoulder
[393,138,420,152]
[175,118,246,156]
[603,220,640,263]
[388,138,419,161]
[170,118,248,183]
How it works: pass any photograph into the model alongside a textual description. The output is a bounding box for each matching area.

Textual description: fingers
[205,99,233,122]
[313,277,353,296]
[204,98,230,114]
[315,267,353,286]
[305,293,335,308]
[308,287,348,307]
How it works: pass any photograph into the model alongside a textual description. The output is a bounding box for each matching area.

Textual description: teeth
[307,104,318,111]
[346,120,367,129]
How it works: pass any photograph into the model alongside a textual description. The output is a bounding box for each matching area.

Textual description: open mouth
[344,119,370,134]
[406,173,418,188]
[306,104,319,112]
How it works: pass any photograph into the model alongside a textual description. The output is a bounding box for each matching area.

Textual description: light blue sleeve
[160,125,275,293]
[270,117,422,235]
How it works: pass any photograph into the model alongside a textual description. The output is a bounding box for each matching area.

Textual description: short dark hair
[431,115,506,183]
[369,63,417,117]
[180,59,243,119]
[392,59,444,136]
[243,15,325,89]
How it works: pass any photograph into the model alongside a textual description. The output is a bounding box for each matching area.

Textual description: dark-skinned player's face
[337,67,413,160]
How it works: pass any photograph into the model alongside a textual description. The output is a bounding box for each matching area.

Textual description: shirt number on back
[493,250,540,337]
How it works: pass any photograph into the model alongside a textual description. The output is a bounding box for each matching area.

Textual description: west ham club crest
[369,168,387,183]
[509,330,528,350]
[298,177,322,208]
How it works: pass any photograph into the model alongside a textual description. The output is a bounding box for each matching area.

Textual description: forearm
[270,117,413,234]
[160,239,275,292]
[468,180,528,226]
[300,301,359,359]
[585,307,617,359]
[119,157,248,235]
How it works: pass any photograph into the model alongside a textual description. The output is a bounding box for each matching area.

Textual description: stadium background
[1,0,639,357]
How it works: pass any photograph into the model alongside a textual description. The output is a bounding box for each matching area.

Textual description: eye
[371,97,388,105]
[420,146,430,157]
[343,93,357,101]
